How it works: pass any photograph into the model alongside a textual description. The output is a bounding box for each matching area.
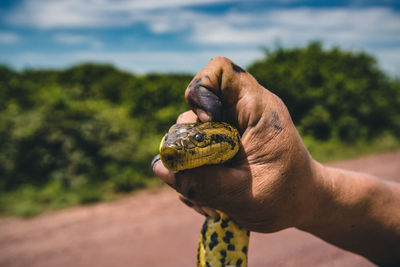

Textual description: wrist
[295,160,400,264]
[295,160,362,231]
[293,159,335,230]
[297,161,377,231]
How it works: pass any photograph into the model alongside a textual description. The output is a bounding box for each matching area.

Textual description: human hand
[152,57,319,233]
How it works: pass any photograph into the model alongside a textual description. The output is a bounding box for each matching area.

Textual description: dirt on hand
[1,152,399,267]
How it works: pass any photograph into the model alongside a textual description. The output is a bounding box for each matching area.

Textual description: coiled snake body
[159,122,250,267]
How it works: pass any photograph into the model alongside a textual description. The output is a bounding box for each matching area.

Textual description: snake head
[159,122,240,173]
[159,123,205,172]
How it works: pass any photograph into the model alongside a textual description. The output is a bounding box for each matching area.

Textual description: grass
[0,177,162,217]
[303,133,400,163]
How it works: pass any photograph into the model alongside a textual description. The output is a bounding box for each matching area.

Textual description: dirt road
[1,152,399,267]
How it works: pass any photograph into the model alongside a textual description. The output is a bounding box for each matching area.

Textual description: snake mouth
[159,147,180,172]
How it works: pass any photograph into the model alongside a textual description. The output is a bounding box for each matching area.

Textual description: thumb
[185,57,267,134]
[185,57,246,123]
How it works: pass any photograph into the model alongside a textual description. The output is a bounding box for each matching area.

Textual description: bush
[247,42,400,141]
[300,105,332,140]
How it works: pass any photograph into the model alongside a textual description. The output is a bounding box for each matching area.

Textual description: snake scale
[159,122,250,267]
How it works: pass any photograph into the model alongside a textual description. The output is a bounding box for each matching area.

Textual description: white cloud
[7,1,400,51]
[6,1,400,45]
[53,33,103,48]
[54,34,90,44]
[6,0,234,28]
[2,1,400,76]
[0,32,21,44]
[188,7,400,48]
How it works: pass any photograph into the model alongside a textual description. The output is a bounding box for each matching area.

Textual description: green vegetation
[248,42,400,160]
[1,43,399,217]
[0,64,191,216]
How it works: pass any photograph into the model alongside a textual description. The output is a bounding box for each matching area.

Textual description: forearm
[299,161,400,265]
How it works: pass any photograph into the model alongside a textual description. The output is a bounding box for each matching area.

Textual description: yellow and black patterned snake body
[159,122,250,267]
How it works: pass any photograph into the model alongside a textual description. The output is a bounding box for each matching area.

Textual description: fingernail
[151,154,161,171]
[196,109,211,122]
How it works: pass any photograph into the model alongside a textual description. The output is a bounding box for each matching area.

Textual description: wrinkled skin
[153,56,317,232]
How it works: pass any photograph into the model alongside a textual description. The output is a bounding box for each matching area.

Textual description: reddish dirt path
[0,152,399,267]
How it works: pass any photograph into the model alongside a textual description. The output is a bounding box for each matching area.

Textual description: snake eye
[194,133,204,142]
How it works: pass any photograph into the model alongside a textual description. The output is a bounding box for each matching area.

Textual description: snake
[159,122,250,267]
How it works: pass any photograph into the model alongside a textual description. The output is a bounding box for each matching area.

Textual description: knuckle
[210,56,231,65]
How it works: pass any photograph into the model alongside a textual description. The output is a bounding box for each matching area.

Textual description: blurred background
[1,1,400,266]
[0,0,399,217]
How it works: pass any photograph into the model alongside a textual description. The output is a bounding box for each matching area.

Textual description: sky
[0,0,399,76]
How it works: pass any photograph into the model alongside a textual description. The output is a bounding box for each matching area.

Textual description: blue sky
[0,0,399,76]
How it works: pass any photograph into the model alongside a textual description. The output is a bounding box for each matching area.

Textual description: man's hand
[153,56,319,232]
[152,57,400,265]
